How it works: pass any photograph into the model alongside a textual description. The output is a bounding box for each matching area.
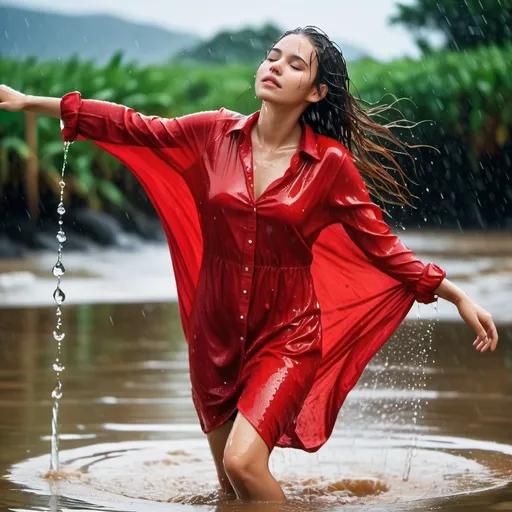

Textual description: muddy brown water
[0,302,511,511]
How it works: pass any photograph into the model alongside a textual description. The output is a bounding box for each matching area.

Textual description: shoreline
[0,231,510,323]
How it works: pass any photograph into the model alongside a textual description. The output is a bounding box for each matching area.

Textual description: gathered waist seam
[203,251,311,269]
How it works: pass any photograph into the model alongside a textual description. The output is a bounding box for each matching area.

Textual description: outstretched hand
[0,84,27,112]
[456,297,498,352]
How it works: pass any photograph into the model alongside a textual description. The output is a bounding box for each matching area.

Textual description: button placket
[239,135,257,344]
[240,214,256,336]
[240,138,255,203]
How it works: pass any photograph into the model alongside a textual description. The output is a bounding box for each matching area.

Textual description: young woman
[0,26,498,503]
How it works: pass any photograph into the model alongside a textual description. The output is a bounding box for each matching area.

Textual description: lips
[261,75,281,88]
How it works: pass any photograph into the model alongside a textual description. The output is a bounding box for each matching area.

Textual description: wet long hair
[274,26,423,207]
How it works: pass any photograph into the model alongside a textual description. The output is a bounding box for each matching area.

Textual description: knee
[223,449,261,484]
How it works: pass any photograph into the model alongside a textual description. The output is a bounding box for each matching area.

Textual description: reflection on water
[0,303,511,511]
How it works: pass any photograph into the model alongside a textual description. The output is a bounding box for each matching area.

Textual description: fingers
[471,319,488,351]
[462,301,498,354]
[471,314,498,353]
[480,313,498,352]
[473,336,489,352]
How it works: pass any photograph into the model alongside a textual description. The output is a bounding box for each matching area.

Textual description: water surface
[0,302,511,511]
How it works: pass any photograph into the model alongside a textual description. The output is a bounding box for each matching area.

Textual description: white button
[240,315,244,319]
[248,239,252,244]
[243,289,247,294]
[254,207,257,212]
[240,336,244,341]
[245,266,249,271]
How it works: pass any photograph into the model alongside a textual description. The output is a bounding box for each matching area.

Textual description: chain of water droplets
[49,140,72,473]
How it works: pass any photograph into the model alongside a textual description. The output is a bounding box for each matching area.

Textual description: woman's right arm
[1,85,219,173]
[0,85,60,118]
[25,95,61,119]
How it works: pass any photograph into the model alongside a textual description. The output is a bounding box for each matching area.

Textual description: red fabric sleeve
[327,152,446,304]
[60,91,218,174]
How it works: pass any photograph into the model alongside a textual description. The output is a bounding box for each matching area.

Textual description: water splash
[48,140,72,474]
[402,300,439,481]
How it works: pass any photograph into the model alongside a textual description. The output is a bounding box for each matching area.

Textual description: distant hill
[0,5,199,65]
[0,5,370,65]
[178,23,368,64]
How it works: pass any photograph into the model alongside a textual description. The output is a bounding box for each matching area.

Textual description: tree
[177,23,283,64]
[390,0,512,52]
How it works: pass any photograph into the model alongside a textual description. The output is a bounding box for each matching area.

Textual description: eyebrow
[268,47,309,68]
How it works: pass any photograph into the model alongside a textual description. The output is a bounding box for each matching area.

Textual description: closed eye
[267,57,301,71]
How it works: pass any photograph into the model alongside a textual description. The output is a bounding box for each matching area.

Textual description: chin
[255,86,284,104]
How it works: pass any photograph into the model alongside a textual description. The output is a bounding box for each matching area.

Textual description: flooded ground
[0,230,511,511]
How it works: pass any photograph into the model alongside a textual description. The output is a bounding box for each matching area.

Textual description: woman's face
[255,33,326,107]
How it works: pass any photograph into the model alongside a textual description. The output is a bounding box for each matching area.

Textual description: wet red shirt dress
[60,92,446,452]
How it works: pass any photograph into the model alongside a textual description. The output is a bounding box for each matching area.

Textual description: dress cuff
[60,91,82,142]
[415,262,446,304]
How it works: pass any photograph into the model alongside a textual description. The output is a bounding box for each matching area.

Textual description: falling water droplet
[56,231,66,243]
[53,363,65,372]
[53,287,65,305]
[51,388,62,400]
[52,261,65,277]
[53,331,65,342]
[57,203,66,215]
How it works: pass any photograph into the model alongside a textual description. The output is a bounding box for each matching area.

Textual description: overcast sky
[2,0,423,60]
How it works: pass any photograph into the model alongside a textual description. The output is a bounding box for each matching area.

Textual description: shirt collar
[227,110,321,161]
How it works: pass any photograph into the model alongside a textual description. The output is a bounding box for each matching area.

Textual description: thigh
[224,411,270,468]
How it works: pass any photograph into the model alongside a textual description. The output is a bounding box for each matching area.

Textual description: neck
[253,101,304,152]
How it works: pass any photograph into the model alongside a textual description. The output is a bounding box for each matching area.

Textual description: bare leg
[223,412,286,502]
[206,418,236,496]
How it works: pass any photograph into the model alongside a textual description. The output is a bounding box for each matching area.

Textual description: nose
[269,61,282,75]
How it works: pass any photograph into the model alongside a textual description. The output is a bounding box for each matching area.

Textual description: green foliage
[391,0,512,51]
[0,43,511,222]
[350,44,512,139]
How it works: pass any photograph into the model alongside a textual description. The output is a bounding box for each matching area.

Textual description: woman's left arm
[328,152,498,352]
